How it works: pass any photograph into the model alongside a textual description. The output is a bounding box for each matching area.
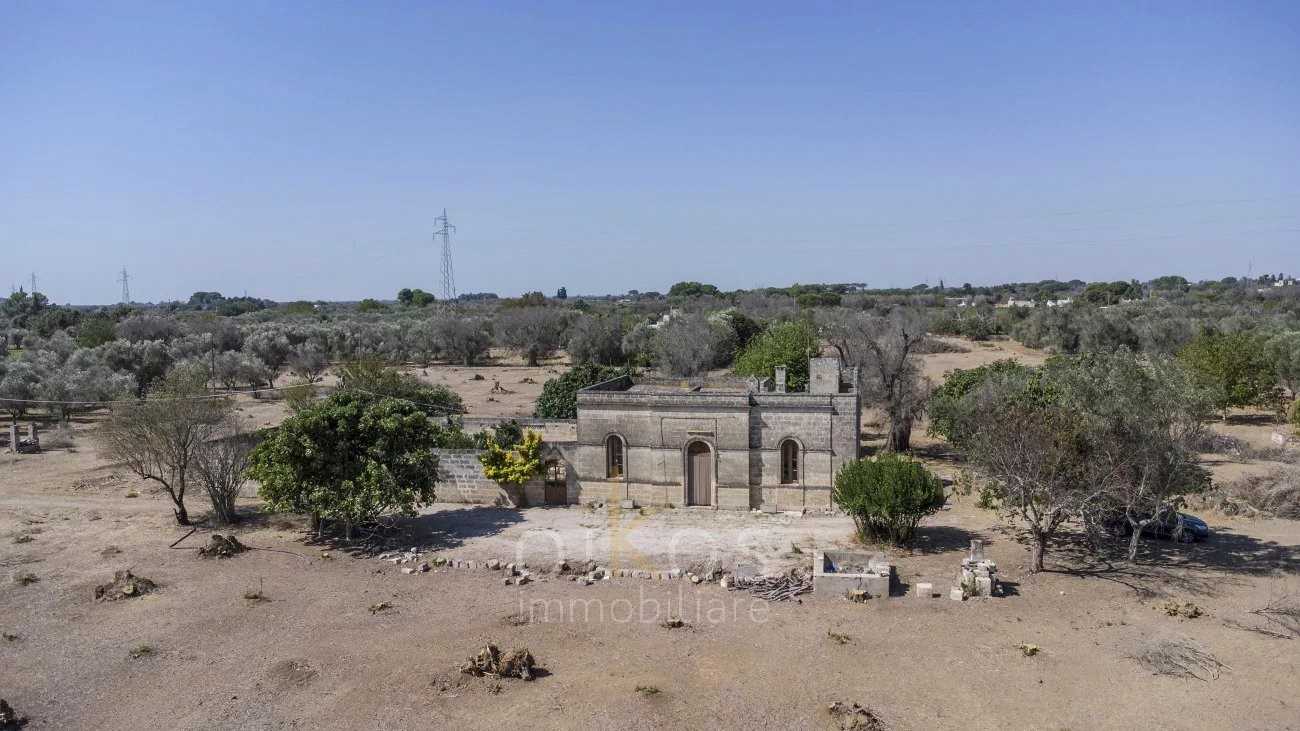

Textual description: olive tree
[495,307,570,366]
[823,308,930,452]
[566,315,626,366]
[964,383,1100,572]
[652,313,730,377]
[1050,352,1214,559]
[287,342,329,382]
[432,316,491,365]
[1266,331,1300,398]
[244,328,292,385]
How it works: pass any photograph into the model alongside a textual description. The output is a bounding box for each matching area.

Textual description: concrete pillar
[774,366,787,393]
[7,424,16,453]
[28,423,37,442]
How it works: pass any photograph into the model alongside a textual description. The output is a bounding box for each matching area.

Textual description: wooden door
[544,460,567,505]
[687,442,712,506]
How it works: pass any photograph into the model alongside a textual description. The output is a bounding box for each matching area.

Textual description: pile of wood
[729,571,812,602]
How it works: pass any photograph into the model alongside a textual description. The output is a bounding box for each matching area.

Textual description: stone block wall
[432,449,519,506]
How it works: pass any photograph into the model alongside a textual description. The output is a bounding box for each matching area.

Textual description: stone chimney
[774,366,787,393]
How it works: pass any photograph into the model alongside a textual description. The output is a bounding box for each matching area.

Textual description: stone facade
[432,357,859,512]
[569,356,860,511]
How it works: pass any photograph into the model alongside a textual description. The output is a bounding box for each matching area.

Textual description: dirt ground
[2,340,1299,730]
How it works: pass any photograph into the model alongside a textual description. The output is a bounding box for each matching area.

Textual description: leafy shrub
[479,430,543,485]
[1291,399,1300,434]
[732,321,819,391]
[832,454,946,545]
[336,359,463,417]
[534,363,629,419]
[1179,331,1277,413]
[928,360,1036,446]
[248,391,446,538]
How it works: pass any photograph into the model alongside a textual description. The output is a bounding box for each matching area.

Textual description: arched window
[606,435,625,479]
[780,440,800,484]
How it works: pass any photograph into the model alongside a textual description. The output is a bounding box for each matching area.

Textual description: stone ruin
[813,550,896,599]
[954,540,1000,599]
[7,423,39,454]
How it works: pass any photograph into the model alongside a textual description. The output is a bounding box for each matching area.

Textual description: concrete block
[916,582,933,598]
[950,587,965,601]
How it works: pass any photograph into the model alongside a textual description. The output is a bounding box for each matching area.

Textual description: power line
[434,208,457,301]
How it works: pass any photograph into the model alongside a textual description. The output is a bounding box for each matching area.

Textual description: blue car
[1107,512,1211,542]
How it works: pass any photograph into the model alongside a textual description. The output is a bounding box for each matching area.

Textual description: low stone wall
[434,449,513,506]
[433,449,546,508]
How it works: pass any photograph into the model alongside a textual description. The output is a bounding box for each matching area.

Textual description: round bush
[832,454,946,545]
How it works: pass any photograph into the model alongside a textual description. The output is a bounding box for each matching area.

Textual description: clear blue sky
[3,1,1298,303]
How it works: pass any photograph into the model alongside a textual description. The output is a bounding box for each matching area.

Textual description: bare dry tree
[193,417,256,524]
[96,369,230,525]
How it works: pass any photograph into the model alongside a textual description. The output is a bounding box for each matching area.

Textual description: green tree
[927,359,1038,447]
[1265,331,1300,397]
[556,286,568,300]
[247,391,445,539]
[1047,351,1213,559]
[357,298,388,313]
[732,321,819,391]
[534,363,629,419]
[832,454,945,545]
[667,281,721,298]
[75,315,117,349]
[397,288,436,307]
[335,359,463,417]
[1178,331,1277,414]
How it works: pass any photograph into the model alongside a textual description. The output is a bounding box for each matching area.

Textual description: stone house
[569,356,860,511]
[433,356,860,511]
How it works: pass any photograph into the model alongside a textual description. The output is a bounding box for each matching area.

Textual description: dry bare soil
[2,340,1298,730]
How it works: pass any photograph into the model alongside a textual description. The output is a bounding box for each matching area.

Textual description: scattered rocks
[401,567,416,575]
[828,701,886,731]
[368,601,396,615]
[1017,643,1041,657]
[635,685,661,697]
[660,617,685,629]
[459,644,537,681]
[11,572,38,587]
[94,570,158,602]
[197,534,248,559]
[128,643,156,660]
[1161,600,1203,619]
[99,545,121,558]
